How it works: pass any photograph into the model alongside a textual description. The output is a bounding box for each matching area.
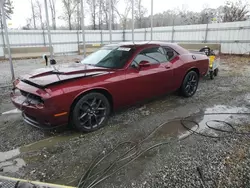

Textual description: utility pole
[0,0,15,81]
[80,0,86,57]
[44,0,53,59]
[109,0,112,43]
[131,0,134,42]
[150,0,153,40]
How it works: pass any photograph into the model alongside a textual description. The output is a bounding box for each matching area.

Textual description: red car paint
[11,42,209,128]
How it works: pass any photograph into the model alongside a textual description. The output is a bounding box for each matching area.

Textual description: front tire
[180,71,199,97]
[71,92,111,132]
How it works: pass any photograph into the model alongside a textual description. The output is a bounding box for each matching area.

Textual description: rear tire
[210,71,214,80]
[71,92,111,132]
[180,71,199,97]
[214,68,219,76]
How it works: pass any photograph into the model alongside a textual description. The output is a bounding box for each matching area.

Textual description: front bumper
[22,113,65,130]
[11,90,68,130]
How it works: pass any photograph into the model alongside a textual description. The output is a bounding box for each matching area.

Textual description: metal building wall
[0,20,249,57]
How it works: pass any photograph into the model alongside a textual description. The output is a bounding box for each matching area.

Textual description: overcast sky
[10,0,228,29]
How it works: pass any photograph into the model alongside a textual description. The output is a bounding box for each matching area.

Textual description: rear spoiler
[189,51,206,55]
[178,43,221,55]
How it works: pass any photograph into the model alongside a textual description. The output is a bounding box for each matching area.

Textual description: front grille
[25,113,37,122]
[20,90,43,104]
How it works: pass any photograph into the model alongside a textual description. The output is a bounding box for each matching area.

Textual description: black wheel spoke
[94,115,99,126]
[91,98,97,106]
[82,101,91,108]
[79,112,87,120]
[96,107,106,111]
[185,85,190,91]
[80,118,89,125]
[88,116,93,128]
[96,99,102,108]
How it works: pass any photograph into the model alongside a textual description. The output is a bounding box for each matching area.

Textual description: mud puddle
[21,132,82,152]
[152,105,250,140]
[0,132,83,174]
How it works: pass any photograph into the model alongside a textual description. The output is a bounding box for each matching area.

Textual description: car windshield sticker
[117,47,131,51]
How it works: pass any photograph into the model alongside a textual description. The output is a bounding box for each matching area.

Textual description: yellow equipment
[200,46,219,80]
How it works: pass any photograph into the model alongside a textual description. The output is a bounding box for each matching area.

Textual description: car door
[122,46,174,106]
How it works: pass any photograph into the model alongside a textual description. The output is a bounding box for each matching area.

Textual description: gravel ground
[0,55,250,188]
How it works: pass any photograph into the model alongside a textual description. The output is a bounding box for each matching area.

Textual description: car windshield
[81,46,134,69]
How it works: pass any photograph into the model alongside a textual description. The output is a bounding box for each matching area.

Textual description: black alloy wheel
[180,71,199,97]
[72,92,110,132]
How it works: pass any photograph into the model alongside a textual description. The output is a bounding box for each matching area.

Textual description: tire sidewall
[210,71,214,80]
[72,92,111,132]
[181,71,199,97]
[214,68,219,76]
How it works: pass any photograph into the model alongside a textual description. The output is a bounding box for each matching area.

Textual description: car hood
[19,63,114,88]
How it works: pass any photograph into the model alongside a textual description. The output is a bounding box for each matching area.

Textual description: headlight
[13,79,20,87]
[13,89,22,96]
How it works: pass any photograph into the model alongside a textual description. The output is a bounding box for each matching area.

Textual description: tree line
[1,0,250,30]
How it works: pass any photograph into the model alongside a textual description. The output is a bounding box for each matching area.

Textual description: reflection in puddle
[0,149,25,173]
[198,105,249,130]
[21,133,81,152]
[140,105,250,140]
[1,108,21,115]
[179,105,249,138]
[153,120,187,140]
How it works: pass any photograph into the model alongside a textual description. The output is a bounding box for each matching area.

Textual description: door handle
[165,65,171,69]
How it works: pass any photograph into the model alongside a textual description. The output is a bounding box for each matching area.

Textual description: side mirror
[139,60,150,68]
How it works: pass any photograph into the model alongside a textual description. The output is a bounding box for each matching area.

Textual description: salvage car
[11,42,209,132]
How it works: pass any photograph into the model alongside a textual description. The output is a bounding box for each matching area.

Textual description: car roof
[106,41,174,47]
[105,41,188,54]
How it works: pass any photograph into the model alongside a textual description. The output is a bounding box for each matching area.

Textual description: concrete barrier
[78,44,104,55]
[4,46,52,59]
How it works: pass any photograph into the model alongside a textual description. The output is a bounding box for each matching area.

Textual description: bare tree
[35,0,44,29]
[114,0,131,30]
[97,0,102,29]
[111,0,119,29]
[87,0,98,29]
[0,0,14,29]
[30,0,37,29]
[0,0,13,19]
[222,0,249,22]
[199,8,216,24]
[49,0,56,29]
[22,18,32,30]
[134,0,147,28]
[62,0,78,30]
[101,0,109,29]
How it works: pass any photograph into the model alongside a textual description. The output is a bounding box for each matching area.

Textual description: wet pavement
[1,55,250,187]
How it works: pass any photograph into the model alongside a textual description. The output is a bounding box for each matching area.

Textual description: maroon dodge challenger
[11,42,209,132]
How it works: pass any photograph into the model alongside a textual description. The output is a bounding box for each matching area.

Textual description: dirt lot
[1,55,250,188]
